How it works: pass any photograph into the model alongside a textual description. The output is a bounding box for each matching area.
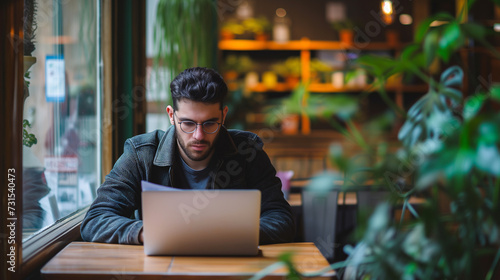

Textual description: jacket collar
[153,125,238,167]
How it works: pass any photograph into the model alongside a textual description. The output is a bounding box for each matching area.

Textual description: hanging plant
[23,0,38,147]
[23,0,37,56]
[152,0,218,98]
[23,120,37,147]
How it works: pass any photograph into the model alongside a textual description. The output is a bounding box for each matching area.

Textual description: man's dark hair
[170,67,228,110]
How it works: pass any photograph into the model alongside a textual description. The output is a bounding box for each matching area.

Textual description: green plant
[153,0,217,96]
[23,0,37,56]
[255,2,500,279]
[23,120,37,147]
[331,19,356,31]
[221,54,253,74]
[242,16,271,35]
[310,58,333,74]
[321,4,500,279]
[220,20,245,36]
[23,0,38,148]
[271,57,301,78]
[265,83,358,128]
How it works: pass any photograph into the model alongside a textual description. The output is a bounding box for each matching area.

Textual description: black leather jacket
[81,126,295,245]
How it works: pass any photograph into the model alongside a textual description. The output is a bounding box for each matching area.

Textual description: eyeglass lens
[180,121,219,134]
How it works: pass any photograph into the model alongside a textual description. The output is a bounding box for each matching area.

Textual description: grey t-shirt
[177,155,214,189]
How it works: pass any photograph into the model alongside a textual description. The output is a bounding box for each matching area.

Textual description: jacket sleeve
[80,139,144,244]
[244,138,296,244]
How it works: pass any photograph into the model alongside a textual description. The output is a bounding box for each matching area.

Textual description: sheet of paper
[141,180,179,192]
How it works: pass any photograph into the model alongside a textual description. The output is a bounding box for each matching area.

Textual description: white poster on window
[45,55,65,102]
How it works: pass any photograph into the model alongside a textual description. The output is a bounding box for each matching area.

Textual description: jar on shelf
[273,8,291,43]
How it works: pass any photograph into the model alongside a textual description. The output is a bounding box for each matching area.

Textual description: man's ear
[222,106,229,125]
[166,106,175,125]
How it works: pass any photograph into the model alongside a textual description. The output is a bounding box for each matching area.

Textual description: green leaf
[400,44,420,61]
[357,55,397,78]
[415,19,433,43]
[478,119,500,144]
[306,171,341,195]
[440,65,463,88]
[476,143,500,175]
[414,12,455,43]
[438,22,464,63]
[463,94,486,120]
[424,30,439,67]
[461,22,487,41]
[490,85,500,101]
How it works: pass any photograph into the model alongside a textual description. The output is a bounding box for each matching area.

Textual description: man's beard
[175,128,219,162]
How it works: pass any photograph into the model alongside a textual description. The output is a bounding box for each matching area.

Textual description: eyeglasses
[174,112,222,134]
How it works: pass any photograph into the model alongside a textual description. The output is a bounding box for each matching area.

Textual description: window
[145,0,170,132]
[22,0,101,246]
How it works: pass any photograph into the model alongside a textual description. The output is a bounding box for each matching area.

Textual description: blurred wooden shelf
[309,83,428,93]
[249,83,292,92]
[220,37,409,135]
[219,39,402,51]
[246,83,429,94]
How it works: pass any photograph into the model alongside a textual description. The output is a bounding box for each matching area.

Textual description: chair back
[357,190,390,212]
[302,190,338,262]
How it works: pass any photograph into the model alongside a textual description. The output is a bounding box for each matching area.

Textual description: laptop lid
[141,181,261,256]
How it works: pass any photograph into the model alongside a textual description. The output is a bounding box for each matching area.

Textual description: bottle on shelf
[273,8,291,43]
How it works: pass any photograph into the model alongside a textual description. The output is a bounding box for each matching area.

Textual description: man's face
[167,99,228,167]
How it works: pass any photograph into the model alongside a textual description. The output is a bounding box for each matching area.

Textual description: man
[81,67,295,245]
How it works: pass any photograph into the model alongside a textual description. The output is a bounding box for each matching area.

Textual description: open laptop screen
[141,181,261,256]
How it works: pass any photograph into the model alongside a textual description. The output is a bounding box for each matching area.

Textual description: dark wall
[219,0,498,43]
[220,0,416,42]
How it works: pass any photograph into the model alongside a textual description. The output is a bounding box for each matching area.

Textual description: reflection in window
[22,0,101,240]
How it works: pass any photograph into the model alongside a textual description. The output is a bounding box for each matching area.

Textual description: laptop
[141,181,261,256]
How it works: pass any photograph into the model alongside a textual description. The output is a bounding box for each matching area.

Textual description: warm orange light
[381,0,394,25]
[382,0,393,15]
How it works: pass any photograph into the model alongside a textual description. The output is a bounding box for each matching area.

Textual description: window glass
[22,0,101,241]
[145,0,171,132]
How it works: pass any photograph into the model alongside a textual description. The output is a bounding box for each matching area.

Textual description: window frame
[2,0,146,278]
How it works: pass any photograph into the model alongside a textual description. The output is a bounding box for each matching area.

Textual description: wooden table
[287,192,426,207]
[41,242,336,280]
[287,192,357,207]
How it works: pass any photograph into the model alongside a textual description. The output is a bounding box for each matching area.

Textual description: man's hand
[139,229,144,244]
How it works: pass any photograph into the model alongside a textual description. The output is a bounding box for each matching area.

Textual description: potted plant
[242,16,271,41]
[220,54,253,81]
[271,57,301,88]
[266,83,358,135]
[265,83,306,135]
[310,58,333,83]
[220,20,245,40]
[331,19,356,45]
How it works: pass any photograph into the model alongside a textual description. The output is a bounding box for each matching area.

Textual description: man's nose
[192,125,205,140]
